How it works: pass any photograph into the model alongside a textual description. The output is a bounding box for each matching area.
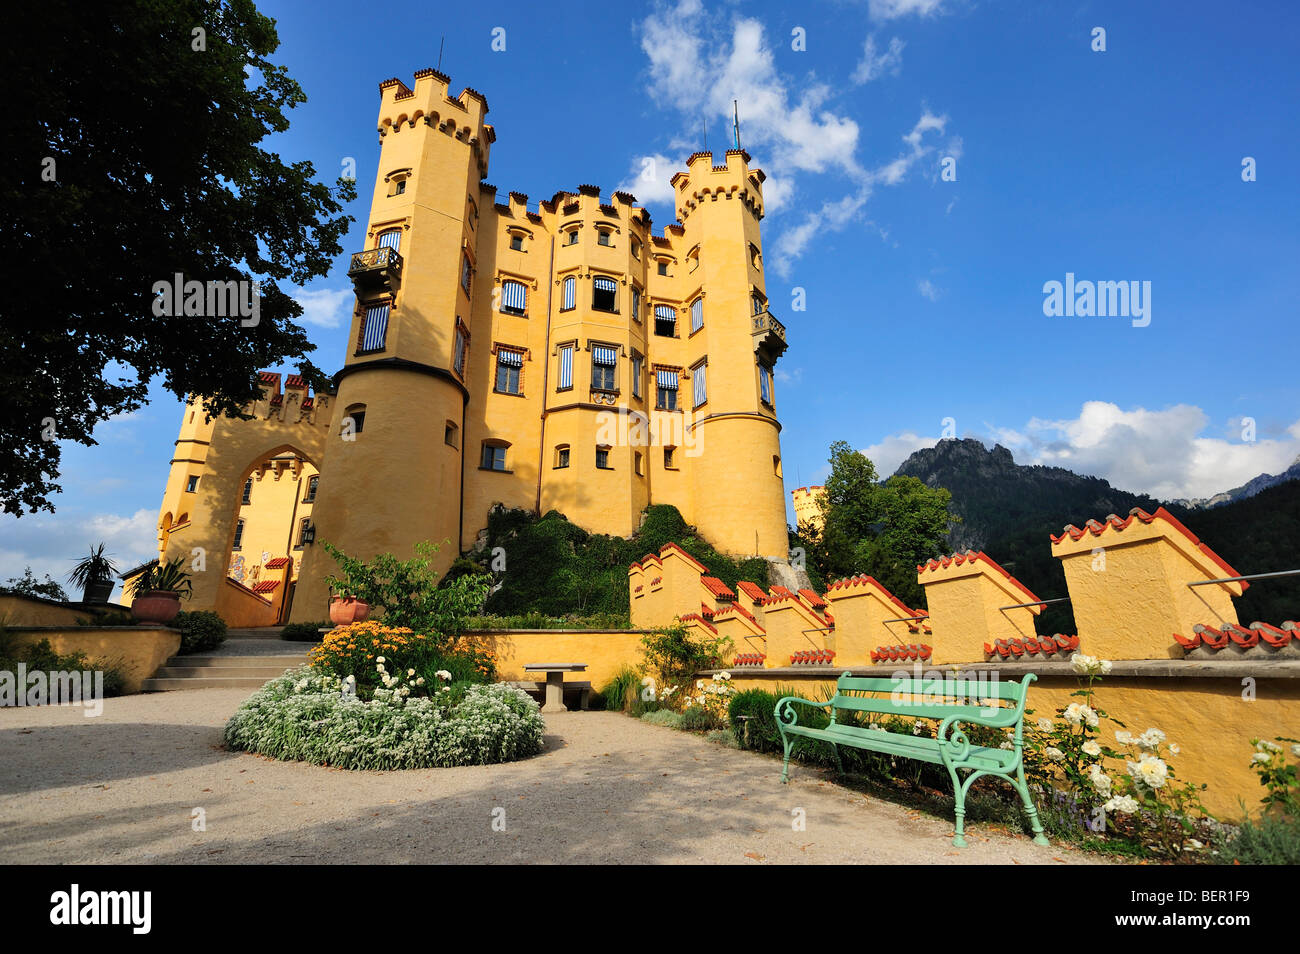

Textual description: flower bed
[222,668,545,770]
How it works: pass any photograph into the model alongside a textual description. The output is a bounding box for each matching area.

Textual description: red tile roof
[917,550,1042,606]
[1174,621,1297,655]
[679,612,717,634]
[251,580,280,594]
[264,557,292,569]
[790,649,836,665]
[659,542,709,573]
[736,580,768,602]
[984,634,1079,659]
[285,374,307,389]
[1051,507,1246,589]
[701,576,736,600]
[824,574,921,619]
[798,588,827,608]
[713,601,764,631]
[870,644,932,663]
[732,652,766,667]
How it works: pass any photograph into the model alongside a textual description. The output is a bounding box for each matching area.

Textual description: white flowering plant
[1248,736,1300,817]
[683,671,737,727]
[1105,727,1210,857]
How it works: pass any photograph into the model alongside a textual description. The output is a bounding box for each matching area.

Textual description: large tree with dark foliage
[0,0,354,514]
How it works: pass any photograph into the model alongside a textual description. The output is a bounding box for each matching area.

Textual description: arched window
[561,275,576,311]
[500,279,527,316]
[303,475,318,503]
[592,275,617,312]
[690,297,704,334]
[654,305,676,337]
[343,404,366,438]
[377,229,401,251]
[480,440,509,472]
[554,444,570,469]
[232,518,245,551]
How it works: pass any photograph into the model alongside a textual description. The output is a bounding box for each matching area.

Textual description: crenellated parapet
[377,69,494,177]
[671,150,765,223]
[252,371,333,426]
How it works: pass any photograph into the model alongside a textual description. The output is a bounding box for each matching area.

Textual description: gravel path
[0,690,1107,864]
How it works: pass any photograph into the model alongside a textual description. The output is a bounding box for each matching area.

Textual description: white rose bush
[223,668,545,770]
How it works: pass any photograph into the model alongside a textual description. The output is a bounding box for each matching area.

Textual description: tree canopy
[801,440,956,608]
[1,0,355,514]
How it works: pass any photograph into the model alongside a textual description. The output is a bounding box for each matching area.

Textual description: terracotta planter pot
[82,578,115,604]
[329,597,371,626]
[131,590,182,625]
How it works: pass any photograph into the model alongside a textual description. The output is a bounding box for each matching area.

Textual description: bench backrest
[827,672,1035,724]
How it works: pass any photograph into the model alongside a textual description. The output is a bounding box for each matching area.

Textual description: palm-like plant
[129,557,193,599]
[67,543,117,591]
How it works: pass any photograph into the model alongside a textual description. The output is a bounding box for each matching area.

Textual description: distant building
[791,485,826,533]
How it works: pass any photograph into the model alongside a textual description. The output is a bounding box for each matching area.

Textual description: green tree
[0,567,69,602]
[812,441,956,607]
[1,0,355,514]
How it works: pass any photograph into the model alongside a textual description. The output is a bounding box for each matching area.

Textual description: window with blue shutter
[690,297,704,333]
[501,279,526,315]
[561,275,576,311]
[377,229,401,251]
[692,361,707,407]
[631,353,643,399]
[453,325,467,376]
[558,343,573,390]
[656,369,679,411]
[654,304,676,337]
[759,361,772,404]
[592,275,617,312]
[592,344,617,391]
[632,287,641,321]
[360,302,389,352]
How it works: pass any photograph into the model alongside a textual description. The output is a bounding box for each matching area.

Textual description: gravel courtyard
[0,690,1104,865]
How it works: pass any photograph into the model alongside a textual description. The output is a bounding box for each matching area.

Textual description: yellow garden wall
[479,629,648,689]
[0,595,100,627]
[4,626,181,694]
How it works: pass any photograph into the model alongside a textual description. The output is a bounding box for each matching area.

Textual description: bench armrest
[938,674,1038,759]
[774,695,831,727]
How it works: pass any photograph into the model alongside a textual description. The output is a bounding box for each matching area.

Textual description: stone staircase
[141,651,307,691]
[224,626,290,640]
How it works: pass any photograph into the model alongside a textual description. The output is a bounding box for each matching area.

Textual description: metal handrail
[998,597,1072,611]
[1188,568,1300,587]
[882,614,929,623]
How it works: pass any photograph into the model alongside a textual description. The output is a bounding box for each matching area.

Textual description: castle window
[631,286,642,321]
[561,275,576,311]
[591,345,618,392]
[634,451,644,476]
[656,369,679,411]
[596,445,612,470]
[377,229,401,251]
[509,233,523,251]
[232,518,245,551]
[480,441,509,472]
[592,275,617,312]
[185,475,199,493]
[749,243,762,270]
[241,478,252,505]
[303,475,318,503]
[597,229,612,247]
[494,348,524,395]
[358,301,390,353]
[452,324,467,376]
[687,245,700,271]
[295,517,310,549]
[632,238,641,259]
[773,455,782,477]
[657,261,668,276]
[557,342,574,390]
[752,292,766,315]
[393,179,406,195]
[664,446,677,470]
[692,358,707,408]
[690,297,704,334]
[758,361,773,406]
[445,421,459,448]
[461,253,472,293]
[555,445,570,469]
[631,352,644,400]
[565,228,579,246]
[500,279,527,316]
[654,304,676,337]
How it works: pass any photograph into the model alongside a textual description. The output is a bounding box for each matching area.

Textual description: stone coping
[707,659,1300,680]
[317,627,651,635]
[6,624,180,633]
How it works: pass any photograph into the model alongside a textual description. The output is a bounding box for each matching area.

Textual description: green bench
[774,672,1049,847]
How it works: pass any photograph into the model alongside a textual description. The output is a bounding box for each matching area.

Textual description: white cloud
[616,153,684,207]
[864,402,1300,500]
[294,288,353,328]
[0,508,159,601]
[772,190,870,277]
[775,366,803,385]
[918,278,941,301]
[852,34,905,84]
[868,0,945,21]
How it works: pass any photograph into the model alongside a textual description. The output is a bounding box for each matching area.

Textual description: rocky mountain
[1171,456,1300,510]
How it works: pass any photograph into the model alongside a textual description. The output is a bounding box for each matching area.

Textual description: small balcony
[347,246,403,291]
[752,308,787,359]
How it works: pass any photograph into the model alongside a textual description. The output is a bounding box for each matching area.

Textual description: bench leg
[831,742,844,776]
[1015,762,1050,846]
[780,734,793,784]
[947,764,968,848]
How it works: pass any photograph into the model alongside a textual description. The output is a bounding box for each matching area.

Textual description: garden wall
[4,626,181,694]
[0,594,115,626]
[710,661,1300,818]
[474,629,649,689]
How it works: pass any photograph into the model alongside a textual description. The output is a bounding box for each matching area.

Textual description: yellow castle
[141,69,792,625]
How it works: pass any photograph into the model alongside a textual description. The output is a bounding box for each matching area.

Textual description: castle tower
[293,71,494,617]
[672,151,788,559]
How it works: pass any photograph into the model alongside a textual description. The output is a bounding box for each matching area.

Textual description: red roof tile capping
[985,634,1079,659]
[798,588,828,608]
[679,613,717,634]
[285,374,307,389]
[736,580,767,601]
[917,550,1042,606]
[252,580,280,594]
[824,574,923,619]
[264,557,292,569]
[258,371,280,386]
[700,576,736,600]
[713,601,765,631]
[1051,507,1247,590]
[1174,621,1296,653]
[658,542,709,574]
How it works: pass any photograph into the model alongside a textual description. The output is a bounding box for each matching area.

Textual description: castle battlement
[672,150,765,223]
[377,69,493,177]
[252,370,333,425]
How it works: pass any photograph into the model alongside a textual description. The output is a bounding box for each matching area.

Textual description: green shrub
[1216,814,1300,865]
[641,709,684,730]
[640,622,731,695]
[464,611,632,631]
[172,610,227,655]
[0,636,126,698]
[280,620,331,642]
[682,706,719,732]
[223,669,544,770]
[728,688,785,753]
[706,728,740,748]
[598,666,641,712]
[629,695,662,718]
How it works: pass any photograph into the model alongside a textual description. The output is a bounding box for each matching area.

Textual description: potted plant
[67,543,118,604]
[328,588,371,626]
[128,557,193,624]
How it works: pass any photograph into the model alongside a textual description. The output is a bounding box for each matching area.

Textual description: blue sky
[5,0,1299,590]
